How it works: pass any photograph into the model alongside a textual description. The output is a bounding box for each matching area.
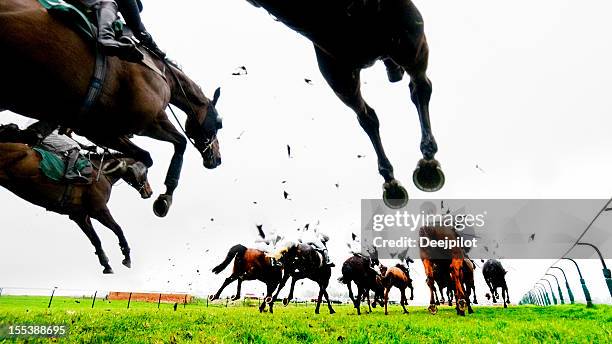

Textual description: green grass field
[0,296,610,343]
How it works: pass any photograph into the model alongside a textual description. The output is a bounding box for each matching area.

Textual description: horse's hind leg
[211,275,237,300]
[422,259,437,313]
[262,282,276,313]
[231,279,242,301]
[92,208,131,268]
[70,214,113,274]
[314,46,407,207]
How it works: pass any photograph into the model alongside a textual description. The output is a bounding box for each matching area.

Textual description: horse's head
[184,87,223,169]
[0,123,21,143]
[103,158,153,199]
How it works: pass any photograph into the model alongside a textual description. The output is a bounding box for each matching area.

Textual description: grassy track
[0,296,610,343]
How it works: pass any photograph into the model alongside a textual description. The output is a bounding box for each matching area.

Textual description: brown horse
[0,0,222,217]
[210,244,282,313]
[338,252,383,315]
[245,0,445,207]
[0,142,152,274]
[419,226,469,316]
[381,264,414,315]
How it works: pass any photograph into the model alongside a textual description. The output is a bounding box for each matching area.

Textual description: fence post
[91,291,97,309]
[206,297,208,308]
[48,288,57,308]
[184,295,187,308]
[226,297,229,308]
[127,292,132,309]
[158,294,162,309]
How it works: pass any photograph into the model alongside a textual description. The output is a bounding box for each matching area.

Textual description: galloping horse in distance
[270,243,335,314]
[338,250,383,315]
[210,244,282,313]
[483,259,510,308]
[381,264,414,315]
[420,226,471,316]
[0,125,152,273]
[244,0,445,207]
[0,0,223,217]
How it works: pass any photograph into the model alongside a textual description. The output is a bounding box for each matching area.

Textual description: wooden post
[48,288,56,308]
[183,295,187,308]
[127,292,132,309]
[157,294,162,309]
[91,291,97,309]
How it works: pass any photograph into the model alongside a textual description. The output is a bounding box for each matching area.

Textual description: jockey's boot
[96,1,143,62]
[64,149,89,184]
[383,57,404,83]
[322,249,335,267]
[136,31,166,59]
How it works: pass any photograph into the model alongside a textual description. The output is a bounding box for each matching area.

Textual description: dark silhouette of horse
[483,259,510,308]
[432,261,452,306]
[338,252,382,315]
[244,0,445,207]
[420,226,470,316]
[210,244,282,313]
[270,243,335,314]
[381,264,414,315]
[0,139,152,273]
[1,0,223,217]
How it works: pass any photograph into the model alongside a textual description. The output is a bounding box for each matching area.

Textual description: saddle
[33,147,93,184]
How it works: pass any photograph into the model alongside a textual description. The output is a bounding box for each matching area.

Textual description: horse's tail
[212,244,247,274]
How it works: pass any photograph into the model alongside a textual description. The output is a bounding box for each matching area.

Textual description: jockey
[24,121,89,183]
[300,227,334,267]
[81,0,165,61]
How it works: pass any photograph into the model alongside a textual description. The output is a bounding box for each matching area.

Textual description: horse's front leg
[389,3,445,193]
[283,277,298,306]
[231,279,242,301]
[314,46,407,208]
[143,115,187,217]
[270,272,291,303]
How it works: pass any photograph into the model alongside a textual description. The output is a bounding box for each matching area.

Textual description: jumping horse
[381,264,414,315]
[210,244,282,313]
[0,125,153,273]
[269,243,335,314]
[245,0,445,207]
[483,259,510,308]
[0,0,223,217]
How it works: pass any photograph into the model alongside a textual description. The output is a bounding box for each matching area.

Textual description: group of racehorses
[210,237,511,316]
[2,0,456,310]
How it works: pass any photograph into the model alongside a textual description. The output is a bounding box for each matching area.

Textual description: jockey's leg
[95,1,143,62]
[64,148,89,183]
[118,0,166,58]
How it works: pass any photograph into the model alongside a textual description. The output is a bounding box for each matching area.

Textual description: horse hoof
[457,310,465,316]
[153,194,172,217]
[315,310,320,315]
[208,295,217,301]
[468,308,474,314]
[458,299,467,312]
[504,303,508,308]
[122,258,131,268]
[383,180,408,209]
[231,295,240,301]
[330,309,336,315]
[282,298,290,306]
[103,267,114,274]
[428,304,438,315]
[264,296,273,304]
[413,159,445,192]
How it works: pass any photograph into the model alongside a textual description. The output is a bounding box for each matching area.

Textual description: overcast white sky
[1,0,611,305]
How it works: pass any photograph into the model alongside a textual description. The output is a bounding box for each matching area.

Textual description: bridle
[163,60,217,155]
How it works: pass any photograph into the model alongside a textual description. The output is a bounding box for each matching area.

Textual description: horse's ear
[212,87,221,106]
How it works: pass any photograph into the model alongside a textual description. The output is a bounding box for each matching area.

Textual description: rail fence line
[519,198,612,306]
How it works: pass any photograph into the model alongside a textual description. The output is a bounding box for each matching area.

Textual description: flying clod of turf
[0,296,610,343]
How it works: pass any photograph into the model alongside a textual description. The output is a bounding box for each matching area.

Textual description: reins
[162,59,215,155]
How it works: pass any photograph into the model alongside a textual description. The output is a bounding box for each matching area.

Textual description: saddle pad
[33,147,91,182]
[38,0,97,40]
